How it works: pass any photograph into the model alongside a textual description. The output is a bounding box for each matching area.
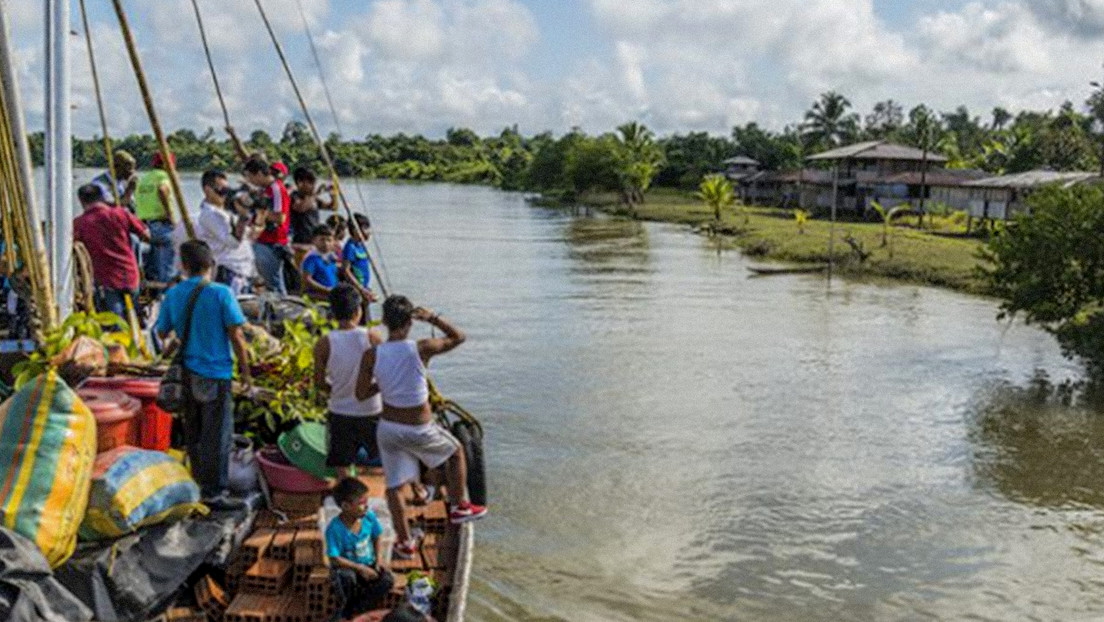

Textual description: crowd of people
[72,151,487,618]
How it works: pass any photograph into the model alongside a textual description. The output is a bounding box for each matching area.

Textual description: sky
[6,0,1104,139]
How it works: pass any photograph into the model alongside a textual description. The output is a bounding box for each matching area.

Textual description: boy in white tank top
[313,284,382,476]
[355,295,487,559]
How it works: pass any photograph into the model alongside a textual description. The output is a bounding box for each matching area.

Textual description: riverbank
[570,189,990,295]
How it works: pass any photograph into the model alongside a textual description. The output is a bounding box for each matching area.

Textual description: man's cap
[151,151,176,168]
[271,161,289,177]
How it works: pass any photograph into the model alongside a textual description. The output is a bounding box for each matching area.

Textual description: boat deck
[171,468,468,622]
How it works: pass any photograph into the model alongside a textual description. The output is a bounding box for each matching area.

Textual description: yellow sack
[0,371,96,567]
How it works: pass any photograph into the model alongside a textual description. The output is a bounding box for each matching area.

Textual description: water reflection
[969,374,1104,509]
[563,217,650,272]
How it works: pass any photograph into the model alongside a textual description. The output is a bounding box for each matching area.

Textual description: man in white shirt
[197,169,256,295]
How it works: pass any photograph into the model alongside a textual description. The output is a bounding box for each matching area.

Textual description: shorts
[326,413,380,467]
[376,419,460,489]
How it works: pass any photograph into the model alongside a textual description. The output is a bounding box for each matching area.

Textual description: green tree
[983,185,1104,375]
[870,200,908,255]
[731,123,803,170]
[697,174,735,224]
[802,91,860,151]
[864,100,904,139]
[615,121,664,209]
[1089,72,1104,176]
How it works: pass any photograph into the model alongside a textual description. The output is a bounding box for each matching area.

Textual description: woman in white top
[355,294,487,560]
[313,284,382,476]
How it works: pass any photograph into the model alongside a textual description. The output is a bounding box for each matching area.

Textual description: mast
[45,0,72,318]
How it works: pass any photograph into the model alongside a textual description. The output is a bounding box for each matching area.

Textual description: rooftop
[874,170,988,186]
[807,140,949,163]
[963,170,1101,189]
[723,156,760,166]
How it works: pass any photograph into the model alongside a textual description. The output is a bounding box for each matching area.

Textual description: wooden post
[110,0,195,239]
[828,162,838,281]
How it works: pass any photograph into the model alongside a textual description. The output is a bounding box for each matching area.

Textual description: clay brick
[269,530,298,561]
[243,559,291,595]
[242,529,277,566]
[225,594,280,622]
[195,575,230,620]
[389,553,424,573]
[272,491,325,517]
[165,607,207,622]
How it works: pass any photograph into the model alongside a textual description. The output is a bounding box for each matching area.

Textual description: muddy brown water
[68,174,1102,620]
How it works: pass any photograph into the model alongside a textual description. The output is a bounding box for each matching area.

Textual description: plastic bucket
[277,422,334,480]
[82,376,172,451]
[256,446,331,494]
[76,388,141,453]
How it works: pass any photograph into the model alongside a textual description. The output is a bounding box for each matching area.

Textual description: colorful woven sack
[0,371,96,567]
[80,446,208,541]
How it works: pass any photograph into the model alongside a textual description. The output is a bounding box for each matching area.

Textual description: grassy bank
[579,189,990,295]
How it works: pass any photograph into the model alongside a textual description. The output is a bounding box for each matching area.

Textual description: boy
[326,477,394,619]
[301,224,339,300]
[290,167,334,248]
[341,214,378,320]
[314,284,383,477]
[355,295,486,560]
[244,157,292,294]
[327,214,348,255]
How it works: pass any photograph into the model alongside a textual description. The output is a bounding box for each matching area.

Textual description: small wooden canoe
[747,264,828,276]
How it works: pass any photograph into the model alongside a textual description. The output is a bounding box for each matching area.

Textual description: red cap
[151,152,176,169]
[271,161,289,177]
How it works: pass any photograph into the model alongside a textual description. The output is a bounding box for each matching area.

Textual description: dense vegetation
[984,185,1104,375]
[39,87,1104,201]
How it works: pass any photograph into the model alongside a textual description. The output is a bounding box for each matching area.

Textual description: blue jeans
[144,220,176,284]
[183,375,233,499]
[252,242,287,295]
[95,287,139,321]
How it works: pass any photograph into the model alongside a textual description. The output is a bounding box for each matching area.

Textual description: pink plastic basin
[256,446,331,494]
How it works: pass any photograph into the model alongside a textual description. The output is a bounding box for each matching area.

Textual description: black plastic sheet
[0,528,92,622]
[54,494,261,622]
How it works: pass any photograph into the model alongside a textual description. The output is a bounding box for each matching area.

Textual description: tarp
[0,527,92,622]
[54,494,261,622]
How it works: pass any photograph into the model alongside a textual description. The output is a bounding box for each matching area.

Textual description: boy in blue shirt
[301,224,339,300]
[326,477,394,618]
[341,214,378,322]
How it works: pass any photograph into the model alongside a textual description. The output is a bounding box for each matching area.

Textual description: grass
[579,188,990,295]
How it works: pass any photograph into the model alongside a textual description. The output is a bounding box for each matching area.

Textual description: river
[67,174,1101,620]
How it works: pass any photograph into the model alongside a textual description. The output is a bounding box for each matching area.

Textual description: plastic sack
[79,446,208,541]
[0,527,92,621]
[228,435,260,495]
[0,371,96,568]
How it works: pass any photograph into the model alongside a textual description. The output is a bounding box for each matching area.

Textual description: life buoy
[451,420,486,506]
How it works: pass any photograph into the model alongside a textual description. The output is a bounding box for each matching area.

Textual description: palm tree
[802,91,859,150]
[870,200,908,255]
[697,174,735,225]
[905,105,944,227]
[616,121,663,209]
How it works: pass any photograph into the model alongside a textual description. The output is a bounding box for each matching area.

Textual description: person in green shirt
[135,152,177,285]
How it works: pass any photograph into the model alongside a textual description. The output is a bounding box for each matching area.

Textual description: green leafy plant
[11,312,131,388]
[697,174,736,225]
[236,304,335,442]
[870,200,909,254]
[794,209,809,234]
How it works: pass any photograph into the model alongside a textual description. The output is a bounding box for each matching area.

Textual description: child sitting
[326,477,395,618]
[301,224,339,300]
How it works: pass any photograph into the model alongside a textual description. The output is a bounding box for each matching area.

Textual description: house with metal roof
[962,170,1101,220]
[804,140,951,214]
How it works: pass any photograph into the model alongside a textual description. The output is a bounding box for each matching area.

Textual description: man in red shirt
[244,157,293,294]
[73,183,151,318]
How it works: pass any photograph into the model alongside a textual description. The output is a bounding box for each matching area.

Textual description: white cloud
[5,0,1104,139]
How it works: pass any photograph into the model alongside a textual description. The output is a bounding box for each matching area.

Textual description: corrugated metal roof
[963,170,1100,189]
[873,170,987,186]
[807,140,949,163]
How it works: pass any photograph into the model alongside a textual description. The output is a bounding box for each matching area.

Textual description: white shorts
[376,419,461,489]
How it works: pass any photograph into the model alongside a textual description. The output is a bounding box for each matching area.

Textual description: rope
[294,0,394,294]
[190,0,231,131]
[77,0,118,206]
[110,0,195,239]
[252,0,389,298]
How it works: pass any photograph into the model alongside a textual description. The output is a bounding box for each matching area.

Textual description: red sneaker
[449,501,488,524]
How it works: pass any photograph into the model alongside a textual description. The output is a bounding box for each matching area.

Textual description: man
[72,183,150,318]
[91,149,139,211]
[290,167,333,248]
[135,151,177,285]
[155,240,251,508]
[196,169,256,296]
[355,295,486,560]
[244,157,292,294]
